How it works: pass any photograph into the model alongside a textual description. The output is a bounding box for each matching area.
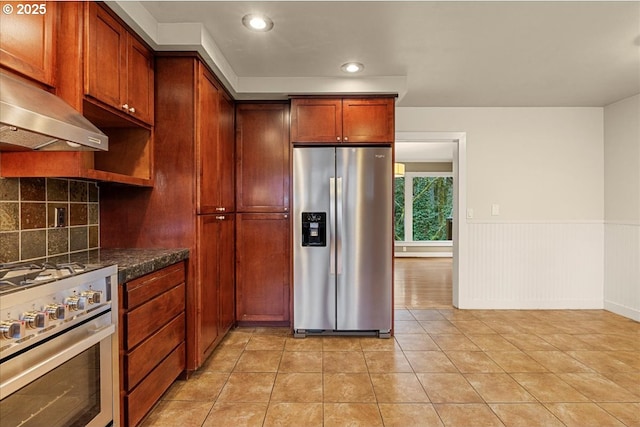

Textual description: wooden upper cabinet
[218,92,236,212]
[290,97,395,144]
[85,3,125,109]
[290,98,342,143]
[236,103,290,213]
[0,1,56,86]
[197,67,221,214]
[85,2,153,125]
[197,66,235,214]
[126,35,154,124]
[0,2,154,186]
[342,98,395,143]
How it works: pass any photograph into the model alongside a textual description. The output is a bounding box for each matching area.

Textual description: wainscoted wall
[464,221,604,309]
[604,223,640,321]
[0,178,99,264]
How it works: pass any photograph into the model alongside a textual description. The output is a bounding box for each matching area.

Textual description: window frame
[396,171,453,245]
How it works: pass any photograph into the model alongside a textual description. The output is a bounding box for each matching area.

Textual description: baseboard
[461,299,604,310]
[604,300,640,322]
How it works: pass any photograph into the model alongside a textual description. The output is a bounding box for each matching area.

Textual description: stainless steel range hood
[0,72,108,151]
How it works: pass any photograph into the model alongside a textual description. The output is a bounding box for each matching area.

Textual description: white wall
[397,108,604,221]
[396,107,604,309]
[604,94,640,321]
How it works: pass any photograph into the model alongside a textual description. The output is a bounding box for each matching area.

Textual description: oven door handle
[0,324,115,399]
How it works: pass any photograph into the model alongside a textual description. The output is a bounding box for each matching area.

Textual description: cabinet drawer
[125,342,185,427]
[125,262,185,309]
[125,283,185,350]
[125,312,185,390]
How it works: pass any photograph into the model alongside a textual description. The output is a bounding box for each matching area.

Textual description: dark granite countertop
[86,248,189,284]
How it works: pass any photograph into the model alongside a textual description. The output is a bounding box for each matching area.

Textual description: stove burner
[0,262,101,295]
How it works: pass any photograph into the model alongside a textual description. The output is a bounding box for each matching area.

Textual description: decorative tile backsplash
[0,178,99,264]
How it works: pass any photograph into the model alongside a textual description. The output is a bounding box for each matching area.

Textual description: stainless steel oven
[0,263,119,427]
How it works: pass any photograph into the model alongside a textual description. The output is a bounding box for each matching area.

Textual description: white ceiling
[108,1,640,107]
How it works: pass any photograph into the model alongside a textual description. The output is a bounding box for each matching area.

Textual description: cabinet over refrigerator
[293,146,392,338]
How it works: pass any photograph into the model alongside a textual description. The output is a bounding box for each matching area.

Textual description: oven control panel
[0,266,117,359]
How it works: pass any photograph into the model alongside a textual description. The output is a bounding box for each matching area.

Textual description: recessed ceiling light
[242,14,274,32]
[341,62,364,74]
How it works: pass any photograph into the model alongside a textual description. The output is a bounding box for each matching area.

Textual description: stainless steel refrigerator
[293,146,392,338]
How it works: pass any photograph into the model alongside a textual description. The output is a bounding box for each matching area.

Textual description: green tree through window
[394,175,453,242]
[394,177,405,241]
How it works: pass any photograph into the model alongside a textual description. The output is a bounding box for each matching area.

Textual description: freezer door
[336,147,393,332]
[293,147,336,330]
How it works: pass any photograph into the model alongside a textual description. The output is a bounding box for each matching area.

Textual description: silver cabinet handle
[216,207,226,212]
[336,136,341,141]
[344,136,349,141]
[122,103,129,110]
[216,215,225,220]
[129,107,136,114]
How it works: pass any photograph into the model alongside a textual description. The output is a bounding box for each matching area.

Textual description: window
[394,173,453,242]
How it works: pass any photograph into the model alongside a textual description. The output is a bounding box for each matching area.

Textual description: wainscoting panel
[604,223,640,321]
[464,221,604,309]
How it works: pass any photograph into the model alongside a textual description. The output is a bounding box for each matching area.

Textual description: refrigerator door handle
[336,177,343,275]
[329,177,336,274]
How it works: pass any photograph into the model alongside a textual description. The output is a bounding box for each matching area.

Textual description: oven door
[0,310,118,427]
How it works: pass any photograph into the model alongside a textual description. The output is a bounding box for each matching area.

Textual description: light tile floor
[141,309,640,427]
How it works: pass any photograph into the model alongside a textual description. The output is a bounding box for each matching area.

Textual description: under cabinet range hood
[0,72,108,151]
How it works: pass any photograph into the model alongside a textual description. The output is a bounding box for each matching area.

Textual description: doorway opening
[393,132,467,309]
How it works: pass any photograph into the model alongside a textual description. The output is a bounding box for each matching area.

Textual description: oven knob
[46,304,67,320]
[20,311,49,329]
[0,320,25,340]
[81,290,102,304]
[65,296,80,311]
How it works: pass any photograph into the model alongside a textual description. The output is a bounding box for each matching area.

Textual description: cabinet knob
[129,107,136,114]
[122,104,129,110]
[216,215,225,220]
[284,207,288,211]
[344,136,349,141]
[336,136,341,141]
[216,207,226,212]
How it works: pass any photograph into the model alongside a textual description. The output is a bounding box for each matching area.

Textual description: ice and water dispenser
[301,212,327,246]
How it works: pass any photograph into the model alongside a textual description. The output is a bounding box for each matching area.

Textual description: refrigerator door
[336,147,392,332]
[293,147,336,331]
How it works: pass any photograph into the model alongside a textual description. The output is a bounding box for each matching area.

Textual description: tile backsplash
[0,178,99,264]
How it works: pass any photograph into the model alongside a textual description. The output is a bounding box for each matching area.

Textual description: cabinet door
[0,1,56,86]
[219,92,236,212]
[126,35,154,124]
[290,98,342,143]
[85,2,126,110]
[236,213,290,323]
[342,98,395,143]
[198,215,220,359]
[197,68,221,214]
[236,103,290,212]
[218,214,235,333]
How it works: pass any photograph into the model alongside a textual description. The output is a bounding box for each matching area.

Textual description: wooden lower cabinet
[119,262,186,427]
[197,214,235,361]
[236,213,290,324]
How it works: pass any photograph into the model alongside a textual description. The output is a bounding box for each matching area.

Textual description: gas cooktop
[0,262,105,296]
